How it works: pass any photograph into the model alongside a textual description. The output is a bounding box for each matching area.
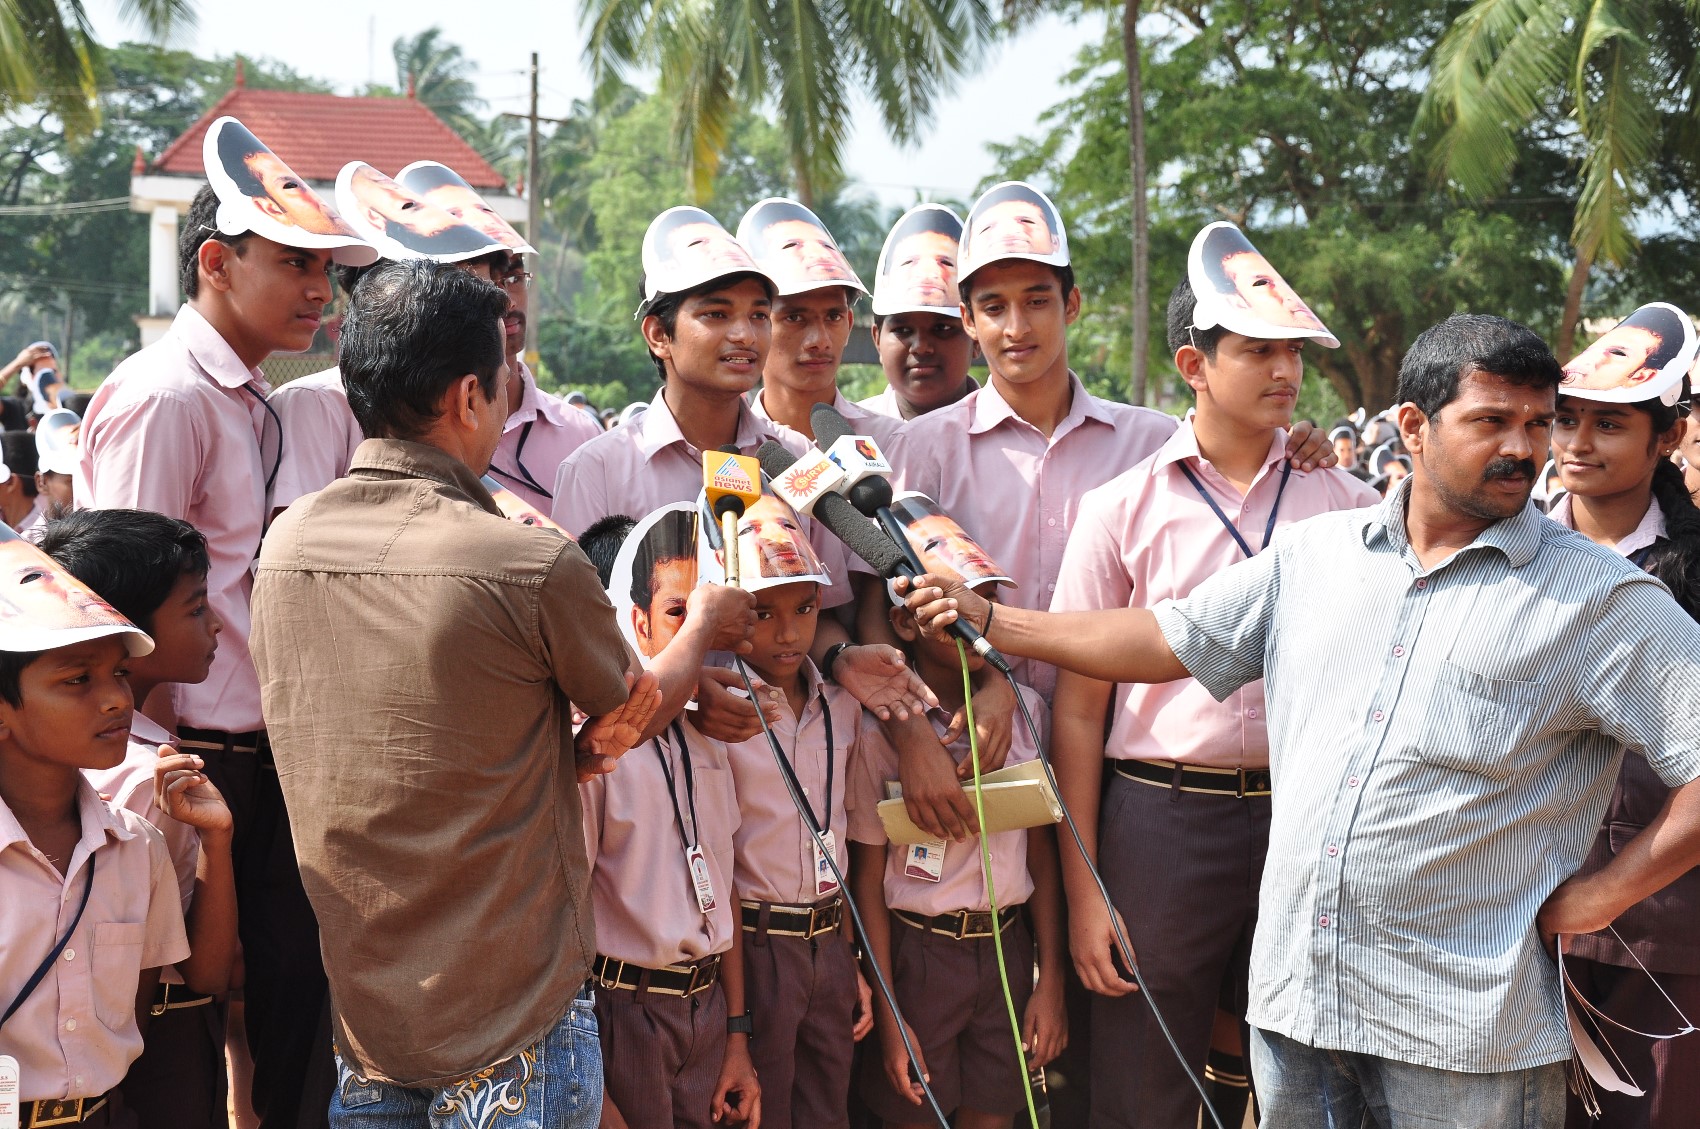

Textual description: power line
[0,196,130,215]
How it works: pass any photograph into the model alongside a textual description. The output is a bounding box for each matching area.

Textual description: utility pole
[499,56,574,376]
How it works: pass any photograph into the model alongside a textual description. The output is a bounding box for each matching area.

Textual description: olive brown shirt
[251,438,632,1087]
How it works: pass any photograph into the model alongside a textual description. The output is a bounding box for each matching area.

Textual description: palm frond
[1571,9,1657,264]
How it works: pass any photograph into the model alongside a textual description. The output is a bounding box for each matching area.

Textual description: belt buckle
[953,912,973,940]
[1236,769,1246,800]
[596,958,625,992]
[29,1098,88,1127]
[806,903,830,938]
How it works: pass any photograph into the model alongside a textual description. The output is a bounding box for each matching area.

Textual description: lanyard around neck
[1177,458,1293,558]
[770,691,834,833]
[653,721,699,850]
[488,420,554,501]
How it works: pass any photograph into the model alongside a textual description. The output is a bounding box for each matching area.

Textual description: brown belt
[591,952,720,997]
[19,1096,110,1127]
[740,897,842,939]
[1114,758,1271,798]
[149,980,216,1015]
[894,905,1020,940]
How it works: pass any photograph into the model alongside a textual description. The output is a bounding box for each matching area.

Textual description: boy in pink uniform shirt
[848,582,1066,1129]
[1048,253,1377,1129]
[578,513,758,1129]
[43,509,239,1129]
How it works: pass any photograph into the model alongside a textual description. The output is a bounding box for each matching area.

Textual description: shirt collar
[1152,416,1289,479]
[1547,493,1666,560]
[968,370,1111,438]
[0,778,136,858]
[1361,474,1544,569]
[348,438,502,517]
[636,387,777,460]
[172,305,269,393]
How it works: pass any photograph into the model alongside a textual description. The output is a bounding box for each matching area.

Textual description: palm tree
[1419,0,1700,358]
[0,0,194,136]
[393,27,485,137]
[579,0,997,206]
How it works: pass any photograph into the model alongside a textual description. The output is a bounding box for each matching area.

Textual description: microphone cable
[729,654,953,1129]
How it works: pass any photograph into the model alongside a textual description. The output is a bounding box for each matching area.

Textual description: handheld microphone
[756,440,1010,674]
[769,445,849,517]
[703,446,762,585]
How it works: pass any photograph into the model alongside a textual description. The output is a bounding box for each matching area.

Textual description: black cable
[1006,670,1228,1129]
[730,656,952,1129]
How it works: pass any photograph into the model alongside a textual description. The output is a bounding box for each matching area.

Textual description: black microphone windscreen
[753,441,907,577]
[810,402,855,451]
[847,475,893,516]
[755,440,798,480]
[716,444,741,455]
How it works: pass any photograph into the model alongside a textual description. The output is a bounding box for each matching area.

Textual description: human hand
[943,673,1013,777]
[1069,895,1138,997]
[897,731,977,841]
[1284,418,1337,472]
[1537,875,1619,947]
[881,1019,930,1106]
[692,667,780,743]
[711,1038,761,1126]
[575,670,661,781]
[832,644,937,722]
[1022,973,1068,1068]
[689,584,756,654]
[897,572,989,644]
[851,968,875,1042]
[153,748,233,843]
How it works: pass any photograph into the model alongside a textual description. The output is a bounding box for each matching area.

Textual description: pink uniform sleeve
[1051,490,1136,614]
[139,821,192,971]
[550,446,613,538]
[580,775,605,868]
[845,710,895,845]
[270,386,358,508]
[85,392,203,519]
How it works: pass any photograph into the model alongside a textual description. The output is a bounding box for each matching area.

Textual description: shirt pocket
[1413,661,1544,781]
[92,921,147,1030]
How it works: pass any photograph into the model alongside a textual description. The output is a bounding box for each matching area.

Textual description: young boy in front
[40,508,240,1129]
[0,526,218,1127]
[848,578,1066,1129]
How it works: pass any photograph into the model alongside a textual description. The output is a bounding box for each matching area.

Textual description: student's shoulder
[97,335,203,402]
[269,367,347,404]
[561,415,644,472]
[1305,464,1383,509]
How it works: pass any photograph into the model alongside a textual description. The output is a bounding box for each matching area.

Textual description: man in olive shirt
[252,260,659,1127]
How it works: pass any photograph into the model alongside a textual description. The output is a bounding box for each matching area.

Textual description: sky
[88,2,1101,208]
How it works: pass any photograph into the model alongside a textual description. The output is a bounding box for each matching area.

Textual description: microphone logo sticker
[855,439,878,461]
[711,454,758,495]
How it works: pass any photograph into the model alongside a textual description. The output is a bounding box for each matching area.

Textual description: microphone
[704,446,762,585]
[770,445,849,517]
[756,440,1010,674]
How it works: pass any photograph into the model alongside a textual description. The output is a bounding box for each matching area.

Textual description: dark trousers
[1564,958,1700,1129]
[1090,771,1270,1129]
[185,727,334,1129]
[743,928,858,1129]
[118,997,227,1129]
[595,981,728,1129]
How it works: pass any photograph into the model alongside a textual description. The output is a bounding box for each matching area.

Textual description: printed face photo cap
[889,491,1014,590]
[1560,302,1697,407]
[0,524,153,657]
[957,181,1070,285]
[202,117,377,267]
[334,162,510,264]
[872,204,964,317]
[639,207,769,316]
[396,161,537,255]
[1187,221,1338,349]
[735,197,867,298]
[695,485,831,595]
[35,408,81,476]
[609,502,700,665]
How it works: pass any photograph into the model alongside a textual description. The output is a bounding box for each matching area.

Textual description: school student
[41,509,239,1129]
[848,580,1066,1129]
[0,530,204,1128]
[861,204,979,421]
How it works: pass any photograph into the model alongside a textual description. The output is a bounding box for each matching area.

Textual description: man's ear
[1175,344,1209,395]
[958,302,980,346]
[888,602,919,643]
[1395,401,1428,456]
[640,314,673,361]
[198,239,236,294]
[1063,285,1082,325]
[448,373,484,430]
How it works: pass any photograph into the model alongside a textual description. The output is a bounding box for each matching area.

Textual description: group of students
[0,105,1696,1129]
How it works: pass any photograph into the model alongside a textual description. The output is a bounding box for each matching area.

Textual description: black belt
[894,905,1020,940]
[177,726,271,765]
[149,981,215,1015]
[19,1097,110,1127]
[1114,759,1271,798]
[740,897,843,939]
[591,953,720,997]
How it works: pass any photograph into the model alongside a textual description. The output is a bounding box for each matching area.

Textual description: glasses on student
[498,269,534,288]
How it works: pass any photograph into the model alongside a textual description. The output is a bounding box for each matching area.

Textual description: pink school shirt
[488,365,603,515]
[1051,421,1380,768]
[83,713,197,913]
[551,389,853,608]
[845,686,1049,915]
[582,720,739,968]
[268,367,362,511]
[895,372,1179,697]
[856,385,905,420]
[0,781,189,1101]
[1548,494,1666,560]
[79,306,271,733]
[750,387,905,453]
[723,662,868,905]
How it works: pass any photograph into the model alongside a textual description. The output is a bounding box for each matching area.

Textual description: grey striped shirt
[1153,477,1700,1072]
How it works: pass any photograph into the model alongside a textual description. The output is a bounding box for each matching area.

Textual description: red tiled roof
[152,87,506,189]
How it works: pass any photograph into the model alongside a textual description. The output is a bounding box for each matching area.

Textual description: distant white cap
[335,162,509,264]
[1560,302,1696,408]
[202,117,377,267]
[35,408,81,477]
[957,181,1070,285]
[1187,221,1337,349]
[736,198,866,298]
[872,204,964,317]
[637,207,770,315]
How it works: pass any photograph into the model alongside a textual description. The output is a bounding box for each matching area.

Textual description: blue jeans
[1250,1026,1566,1129]
[329,992,602,1129]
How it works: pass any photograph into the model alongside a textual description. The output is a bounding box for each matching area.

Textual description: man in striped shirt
[903,313,1700,1129]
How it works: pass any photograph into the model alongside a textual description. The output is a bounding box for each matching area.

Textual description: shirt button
[1415,578,1428,590]
[1326,844,1339,857]
[1046,517,1057,527]
[1318,914,1331,927]
[1247,708,1260,719]
[1372,710,1385,723]
[1347,776,1360,788]
[1392,645,1405,657]
[65,1018,77,1031]
[62,948,74,961]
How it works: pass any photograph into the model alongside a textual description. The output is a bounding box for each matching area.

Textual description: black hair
[960,262,1075,312]
[335,248,510,298]
[62,392,93,419]
[1611,305,1689,375]
[179,184,252,300]
[1166,277,1226,358]
[2,430,39,494]
[580,514,637,590]
[215,122,269,197]
[0,399,26,431]
[1625,380,1700,619]
[35,509,209,633]
[0,649,46,708]
[1395,314,1562,421]
[640,272,775,382]
[339,259,509,441]
[630,510,696,610]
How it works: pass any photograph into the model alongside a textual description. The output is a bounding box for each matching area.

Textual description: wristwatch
[820,641,855,682]
[727,1012,754,1036]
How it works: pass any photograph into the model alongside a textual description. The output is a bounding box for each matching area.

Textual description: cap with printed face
[609,502,700,664]
[881,491,1012,606]
[1187,221,1338,349]
[35,408,81,477]
[957,181,1070,285]
[0,524,153,657]
[872,204,964,317]
[396,161,537,255]
[334,162,509,264]
[697,487,831,594]
[639,207,769,314]
[1561,303,1697,408]
[203,118,377,267]
[736,198,867,298]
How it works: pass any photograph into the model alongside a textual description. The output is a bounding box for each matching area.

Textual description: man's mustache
[1483,457,1537,482]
